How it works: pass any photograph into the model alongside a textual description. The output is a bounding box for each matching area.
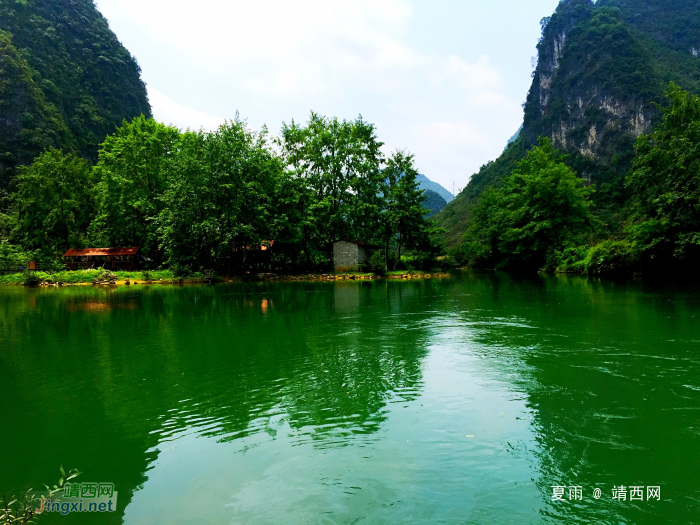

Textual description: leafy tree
[461,138,595,270]
[279,113,385,262]
[90,117,181,258]
[381,150,431,268]
[627,83,700,264]
[158,119,285,271]
[11,149,93,254]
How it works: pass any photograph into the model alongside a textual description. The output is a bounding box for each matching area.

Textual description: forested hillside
[0,0,151,196]
[437,0,700,245]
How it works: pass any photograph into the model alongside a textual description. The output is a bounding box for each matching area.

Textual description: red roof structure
[63,247,139,257]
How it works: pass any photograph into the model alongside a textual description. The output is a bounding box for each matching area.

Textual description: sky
[95,0,561,192]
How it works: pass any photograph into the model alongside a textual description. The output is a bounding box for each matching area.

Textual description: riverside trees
[7,113,436,272]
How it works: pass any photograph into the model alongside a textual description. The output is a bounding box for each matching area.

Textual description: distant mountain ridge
[436,0,700,246]
[417,174,453,204]
[423,189,448,217]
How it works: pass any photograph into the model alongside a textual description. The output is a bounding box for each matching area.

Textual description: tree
[158,119,285,271]
[461,138,595,270]
[381,150,431,268]
[11,149,93,254]
[627,83,700,265]
[279,113,385,265]
[90,116,181,258]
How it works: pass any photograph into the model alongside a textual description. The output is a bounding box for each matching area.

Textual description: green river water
[1,273,699,524]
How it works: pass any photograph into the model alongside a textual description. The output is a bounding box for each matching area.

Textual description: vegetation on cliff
[457,84,700,276]
[437,0,700,250]
[0,0,151,195]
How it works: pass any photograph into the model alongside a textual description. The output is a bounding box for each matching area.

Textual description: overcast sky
[95,0,561,192]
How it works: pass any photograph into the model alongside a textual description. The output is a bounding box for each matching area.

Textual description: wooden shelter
[63,247,139,271]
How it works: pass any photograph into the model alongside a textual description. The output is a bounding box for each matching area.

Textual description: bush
[21,270,41,286]
[584,240,638,276]
[170,264,192,279]
[436,255,458,271]
[552,246,589,274]
[369,250,386,275]
[452,241,491,269]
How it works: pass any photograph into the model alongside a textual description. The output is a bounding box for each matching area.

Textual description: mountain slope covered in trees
[0,0,151,194]
[437,0,700,245]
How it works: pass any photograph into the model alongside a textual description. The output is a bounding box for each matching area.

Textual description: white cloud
[418,121,486,152]
[148,87,225,131]
[104,0,419,97]
[96,0,535,188]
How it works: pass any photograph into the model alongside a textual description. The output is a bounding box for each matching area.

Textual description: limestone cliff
[437,0,700,245]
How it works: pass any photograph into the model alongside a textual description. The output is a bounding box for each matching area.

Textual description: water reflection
[1,275,699,523]
[451,273,700,524]
[0,281,435,523]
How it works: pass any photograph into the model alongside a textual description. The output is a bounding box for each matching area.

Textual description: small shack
[333,239,380,272]
[63,247,139,271]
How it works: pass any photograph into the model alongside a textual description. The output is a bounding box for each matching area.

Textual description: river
[1,273,698,523]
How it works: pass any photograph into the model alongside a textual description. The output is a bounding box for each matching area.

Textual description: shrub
[170,264,192,279]
[369,250,386,275]
[552,246,589,274]
[584,240,638,276]
[21,270,41,286]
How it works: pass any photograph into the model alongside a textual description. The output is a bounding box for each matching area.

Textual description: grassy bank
[0,269,176,286]
[0,269,452,286]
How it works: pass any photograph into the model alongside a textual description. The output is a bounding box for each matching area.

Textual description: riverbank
[0,269,452,286]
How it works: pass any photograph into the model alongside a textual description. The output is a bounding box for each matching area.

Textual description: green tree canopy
[280,113,385,252]
[90,116,182,258]
[627,83,700,264]
[461,138,595,270]
[381,150,431,267]
[11,148,92,254]
[158,119,286,271]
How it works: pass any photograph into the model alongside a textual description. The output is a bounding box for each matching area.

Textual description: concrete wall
[333,241,369,271]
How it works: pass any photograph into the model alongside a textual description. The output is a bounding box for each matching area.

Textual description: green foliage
[279,113,385,255]
[583,239,638,276]
[1,466,80,525]
[552,245,589,274]
[11,149,93,254]
[21,270,40,286]
[0,107,437,275]
[158,119,284,270]
[461,139,595,271]
[368,250,386,275]
[380,150,432,269]
[626,83,700,265]
[0,0,151,165]
[0,240,35,266]
[0,30,72,192]
[91,116,181,259]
